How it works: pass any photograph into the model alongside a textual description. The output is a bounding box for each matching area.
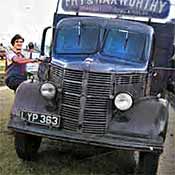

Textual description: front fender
[109,97,169,140]
[11,80,49,117]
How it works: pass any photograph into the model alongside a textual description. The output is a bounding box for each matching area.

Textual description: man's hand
[38,56,46,61]
[31,57,39,63]
[38,56,51,63]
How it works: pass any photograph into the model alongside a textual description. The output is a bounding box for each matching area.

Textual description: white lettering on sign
[66,0,78,6]
[103,0,111,4]
[40,115,46,124]
[149,0,159,12]
[28,113,33,121]
[87,0,94,5]
[32,114,38,121]
[80,0,84,5]
[144,0,150,11]
[135,0,144,9]
[46,116,52,125]
[66,0,70,6]
[64,0,169,14]
[72,0,78,6]
[120,0,128,6]
[111,0,118,5]
[52,117,59,126]
[129,0,136,7]
[159,1,167,13]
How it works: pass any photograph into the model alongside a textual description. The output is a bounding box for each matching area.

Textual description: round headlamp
[40,83,56,100]
[114,93,133,111]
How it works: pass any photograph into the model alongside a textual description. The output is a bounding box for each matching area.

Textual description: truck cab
[8,0,175,174]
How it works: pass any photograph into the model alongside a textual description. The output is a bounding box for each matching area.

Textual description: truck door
[150,22,175,95]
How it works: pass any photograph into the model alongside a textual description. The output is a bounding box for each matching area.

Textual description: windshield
[101,29,146,63]
[55,23,100,54]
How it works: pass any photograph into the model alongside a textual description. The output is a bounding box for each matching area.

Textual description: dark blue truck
[8,0,175,174]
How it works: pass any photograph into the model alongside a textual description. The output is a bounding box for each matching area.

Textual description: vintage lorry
[8,0,175,174]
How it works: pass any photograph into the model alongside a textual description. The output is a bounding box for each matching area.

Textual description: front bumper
[8,114,164,153]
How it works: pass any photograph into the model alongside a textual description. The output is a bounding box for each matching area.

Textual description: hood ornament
[84,57,94,64]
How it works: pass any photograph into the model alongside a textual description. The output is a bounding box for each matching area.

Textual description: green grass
[0,88,126,175]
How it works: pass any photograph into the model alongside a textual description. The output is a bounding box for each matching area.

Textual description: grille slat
[61,105,79,120]
[64,81,82,95]
[83,122,106,134]
[64,69,83,82]
[83,123,106,127]
[86,98,107,109]
[50,66,64,77]
[84,109,107,123]
[87,83,111,97]
[63,94,80,107]
[84,117,106,122]
[116,74,146,85]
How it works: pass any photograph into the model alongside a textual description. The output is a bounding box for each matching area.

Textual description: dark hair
[11,34,24,46]
[28,42,34,49]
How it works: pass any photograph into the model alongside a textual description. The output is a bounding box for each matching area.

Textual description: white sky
[0,0,58,46]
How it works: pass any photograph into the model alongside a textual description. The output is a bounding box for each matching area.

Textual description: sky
[0,0,58,46]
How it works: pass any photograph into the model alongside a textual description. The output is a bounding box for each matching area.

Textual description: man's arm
[13,57,34,64]
[7,50,36,64]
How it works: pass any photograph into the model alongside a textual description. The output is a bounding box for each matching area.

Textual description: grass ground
[0,87,174,175]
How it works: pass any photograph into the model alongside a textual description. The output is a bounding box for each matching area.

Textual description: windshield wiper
[78,21,81,45]
[119,29,129,50]
[124,31,129,50]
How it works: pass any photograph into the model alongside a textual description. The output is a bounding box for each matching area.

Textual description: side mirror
[167,76,175,93]
[40,26,52,56]
[171,44,175,58]
[170,45,175,68]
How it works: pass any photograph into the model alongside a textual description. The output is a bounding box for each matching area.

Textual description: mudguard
[11,80,50,117]
[109,97,169,140]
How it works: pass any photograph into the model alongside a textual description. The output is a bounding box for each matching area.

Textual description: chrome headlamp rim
[40,82,57,100]
[114,92,133,111]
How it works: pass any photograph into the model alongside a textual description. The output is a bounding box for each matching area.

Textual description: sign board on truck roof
[58,0,175,23]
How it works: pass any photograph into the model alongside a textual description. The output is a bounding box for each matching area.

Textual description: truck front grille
[50,64,146,135]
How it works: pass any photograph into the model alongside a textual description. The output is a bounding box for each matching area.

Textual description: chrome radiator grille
[50,65,146,134]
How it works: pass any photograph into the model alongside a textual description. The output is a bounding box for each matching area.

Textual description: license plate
[21,111,60,128]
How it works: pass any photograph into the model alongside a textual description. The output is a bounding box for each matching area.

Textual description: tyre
[135,152,160,175]
[15,132,42,161]
[116,150,136,174]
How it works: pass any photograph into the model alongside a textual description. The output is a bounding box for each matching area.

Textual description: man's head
[11,34,24,52]
[28,42,34,50]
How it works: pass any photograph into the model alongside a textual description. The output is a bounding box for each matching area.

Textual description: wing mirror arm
[40,26,52,56]
[167,76,175,94]
[170,44,175,68]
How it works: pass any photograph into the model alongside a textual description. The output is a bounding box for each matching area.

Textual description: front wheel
[15,132,42,161]
[135,152,160,175]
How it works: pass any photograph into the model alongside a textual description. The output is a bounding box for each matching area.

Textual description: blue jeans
[5,75,27,91]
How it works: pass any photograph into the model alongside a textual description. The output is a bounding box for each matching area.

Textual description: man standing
[5,34,35,91]
[28,42,35,59]
[0,43,6,59]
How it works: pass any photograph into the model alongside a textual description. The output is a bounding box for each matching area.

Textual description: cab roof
[57,17,154,35]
